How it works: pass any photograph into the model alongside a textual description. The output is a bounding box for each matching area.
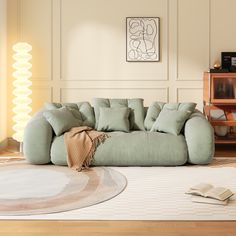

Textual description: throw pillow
[43,107,82,136]
[44,102,95,128]
[150,109,192,135]
[93,98,145,131]
[144,102,196,130]
[97,107,130,132]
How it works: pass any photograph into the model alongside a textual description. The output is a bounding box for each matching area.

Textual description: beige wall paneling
[60,88,169,106]
[0,0,7,143]
[8,0,236,136]
[210,0,236,65]
[176,87,203,111]
[20,0,53,115]
[177,0,209,81]
[31,87,53,112]
[58,79,170,106]
[168,0,209,109]
[168,0,177,103]
[52,0,61,102]
[20,0,52,81]
[60,0,168,82]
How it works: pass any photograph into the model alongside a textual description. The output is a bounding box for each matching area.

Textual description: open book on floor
[186,183,234,201]
[191,195,228,205]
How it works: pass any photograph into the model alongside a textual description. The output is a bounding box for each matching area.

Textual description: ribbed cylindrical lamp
[12,42,32,143]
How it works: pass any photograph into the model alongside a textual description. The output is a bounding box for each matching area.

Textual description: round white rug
[0,162,127,216]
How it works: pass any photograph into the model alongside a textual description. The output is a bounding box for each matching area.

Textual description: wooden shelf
[204,105,236,126]
[215,140,236,144]
[203,72,236,144]
[210,120,236,126]
[215,133,236,144]
[210,99,236,105]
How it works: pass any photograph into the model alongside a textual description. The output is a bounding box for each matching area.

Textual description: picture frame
[126,17,160,62]
[221,52,236,71]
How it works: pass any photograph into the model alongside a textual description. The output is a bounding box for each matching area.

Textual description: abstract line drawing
[126,17,160,62]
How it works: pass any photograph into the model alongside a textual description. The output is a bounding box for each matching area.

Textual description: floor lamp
[12,42,32,153]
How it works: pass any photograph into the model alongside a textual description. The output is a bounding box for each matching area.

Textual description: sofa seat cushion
[50,131,188,166]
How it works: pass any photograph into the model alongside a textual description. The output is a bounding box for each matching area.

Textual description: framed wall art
[126,17,160,62]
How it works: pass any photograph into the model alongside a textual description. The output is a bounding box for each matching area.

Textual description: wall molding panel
[7,0,234,136]
[175,0,210,82]
[14,0,208,108]
[20,0,53,82]
[31,86,53,111]
[59,0,169,82]
[176,87,203,110]
[60,87,169,105]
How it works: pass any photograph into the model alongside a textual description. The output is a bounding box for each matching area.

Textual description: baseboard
[0,138,8,152]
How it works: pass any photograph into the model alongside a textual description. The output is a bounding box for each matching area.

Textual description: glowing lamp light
[12,42,32,142]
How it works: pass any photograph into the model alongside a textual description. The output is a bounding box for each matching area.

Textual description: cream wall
[6,0,236,137]
[0,0,7,143]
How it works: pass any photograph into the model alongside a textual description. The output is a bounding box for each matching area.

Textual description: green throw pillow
[97,107,130,132]
[43,107,82,136]
[144,102,196,131]
[93,98,145,131]
[44,102,96,128]
[150,109,192,135]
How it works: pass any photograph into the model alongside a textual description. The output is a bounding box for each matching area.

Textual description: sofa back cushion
[144,102,196,131]
[97,107,130,132]
[93,98,145,131]
[44,102,95,128]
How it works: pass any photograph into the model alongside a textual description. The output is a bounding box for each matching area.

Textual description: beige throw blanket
[64,126,108,171]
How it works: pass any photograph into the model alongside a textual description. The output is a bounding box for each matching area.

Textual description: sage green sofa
[23,99,215,166]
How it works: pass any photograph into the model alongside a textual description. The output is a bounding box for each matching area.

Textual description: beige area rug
[1,158,236,220]
[0,162,127,216]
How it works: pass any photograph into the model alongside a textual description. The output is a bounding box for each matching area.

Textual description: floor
[0,221,236,236]
[0,144,236,236]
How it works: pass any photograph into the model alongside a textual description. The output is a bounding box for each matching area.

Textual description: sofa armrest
[184,111,215,164]
[23,108,53,164]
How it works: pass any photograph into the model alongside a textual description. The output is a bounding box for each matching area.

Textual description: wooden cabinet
[203,72,236,144]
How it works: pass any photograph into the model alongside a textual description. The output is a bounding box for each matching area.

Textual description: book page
[191,196,228,205]
[187,183,213,196]
[206,187,233,201]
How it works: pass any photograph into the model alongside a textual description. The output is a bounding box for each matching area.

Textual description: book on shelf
[186,183,234,201]
[191,195,228,205]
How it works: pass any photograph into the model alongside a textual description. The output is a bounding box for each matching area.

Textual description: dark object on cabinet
[221,52,236,71]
